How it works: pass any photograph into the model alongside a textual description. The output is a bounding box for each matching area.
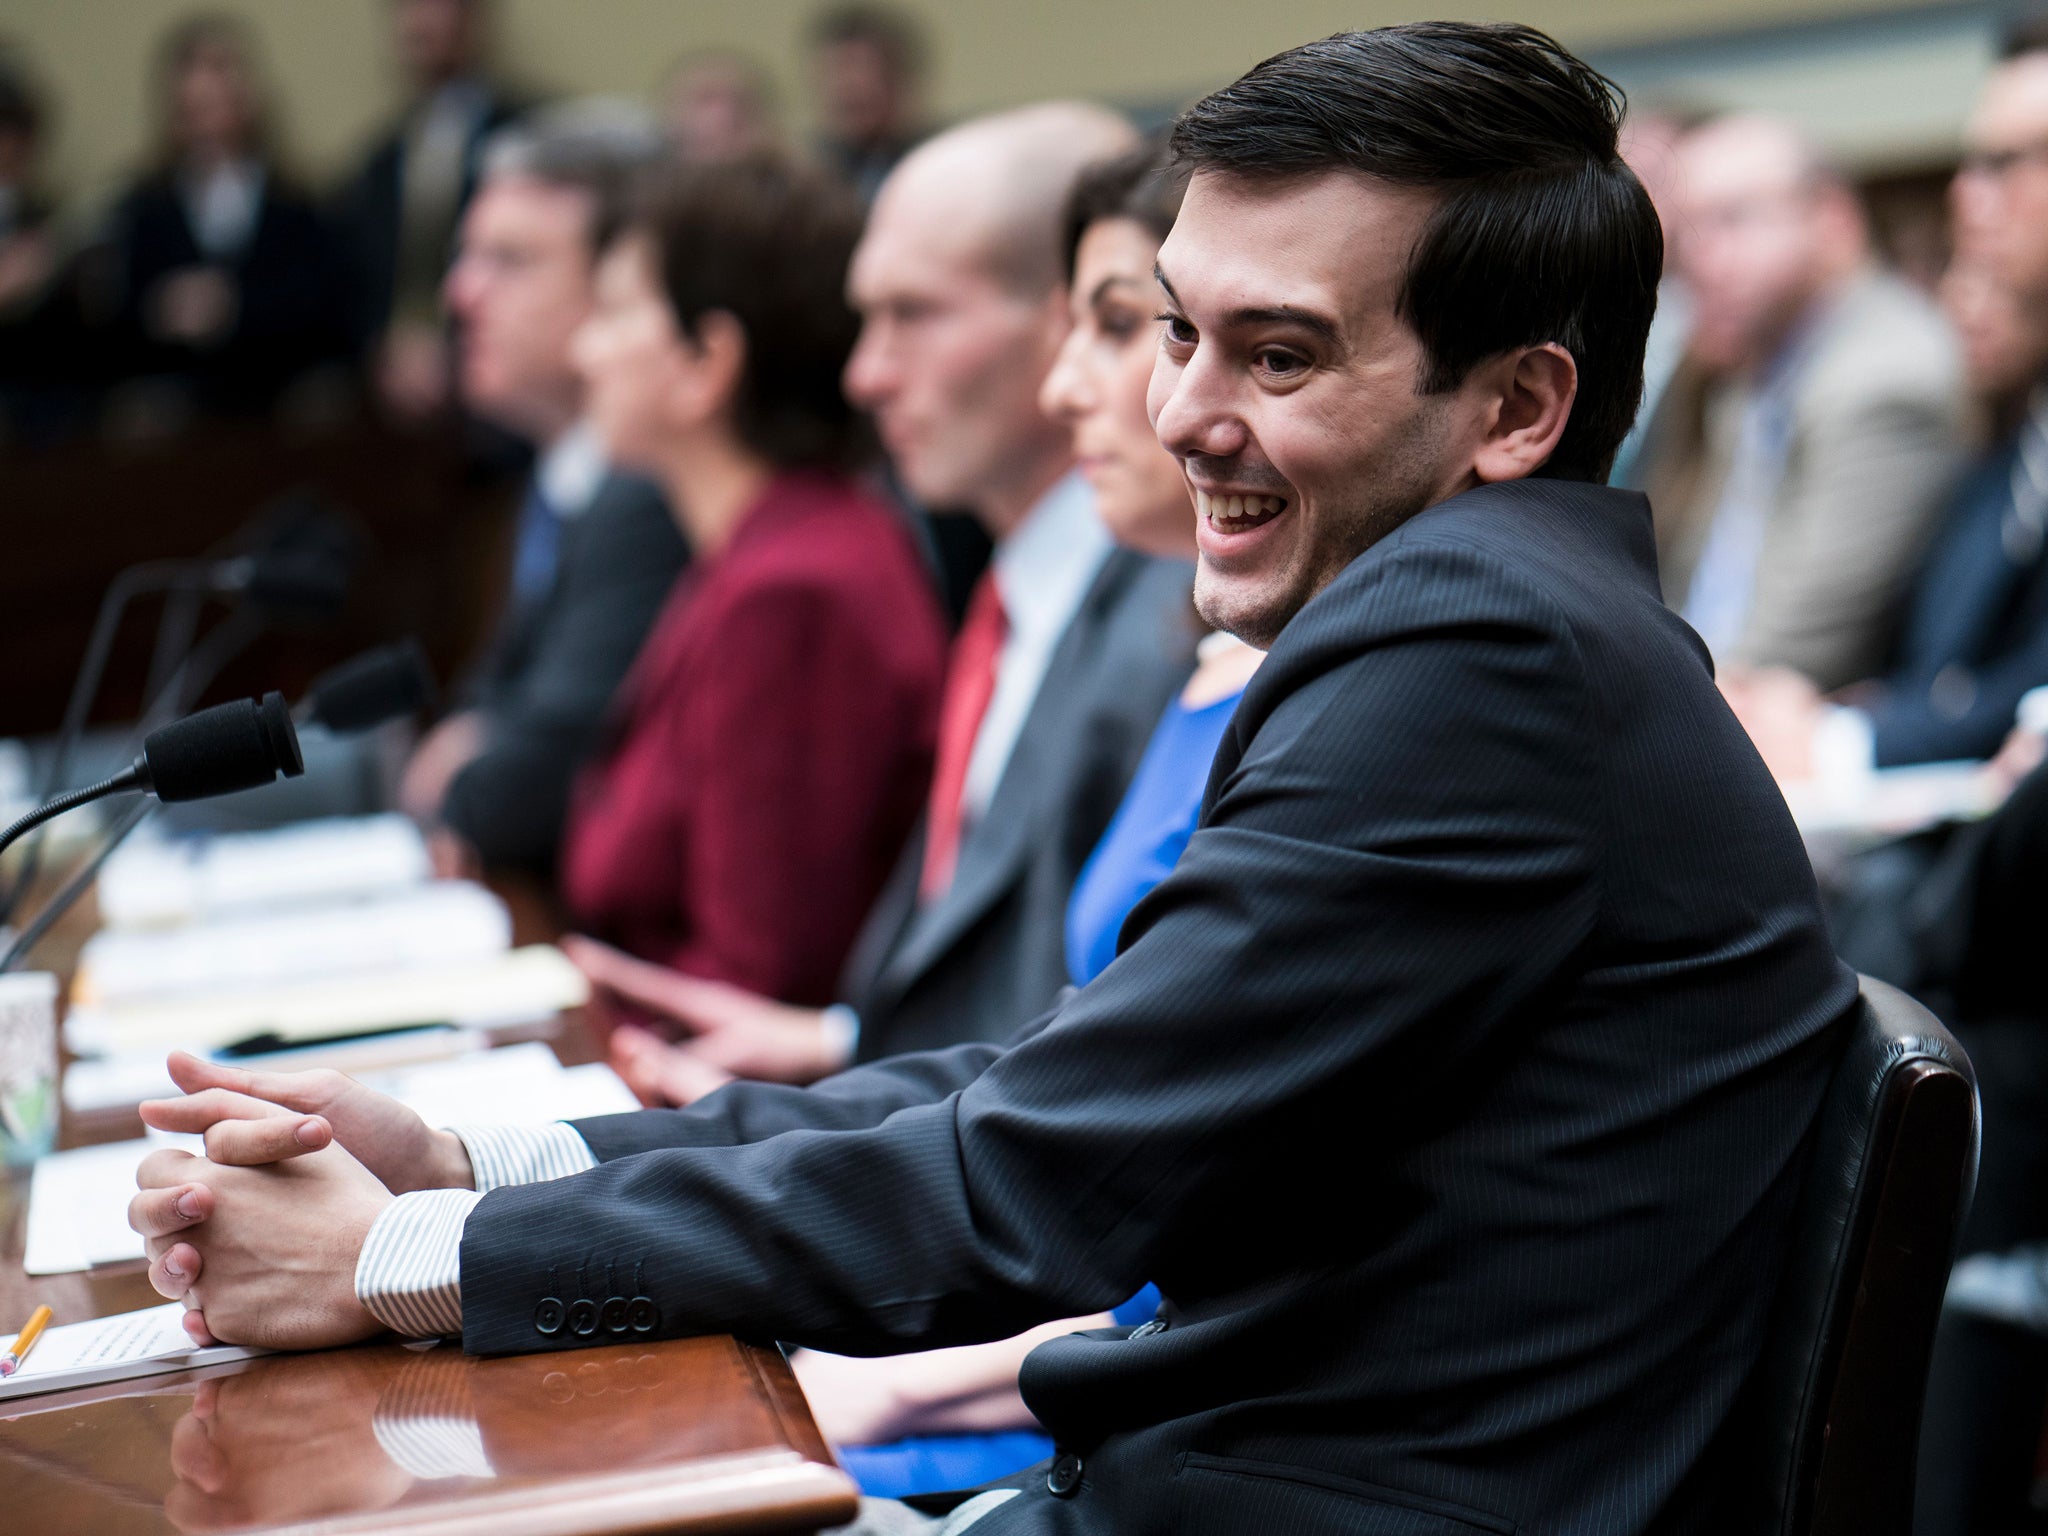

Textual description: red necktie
[920,573,1008,901]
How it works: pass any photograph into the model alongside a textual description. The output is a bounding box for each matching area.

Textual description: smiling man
[132,25,1856,1536]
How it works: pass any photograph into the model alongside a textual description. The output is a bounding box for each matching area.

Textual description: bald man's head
[1675,113,1867,372]
[878,102,1137,295]
[844,102,1137,530]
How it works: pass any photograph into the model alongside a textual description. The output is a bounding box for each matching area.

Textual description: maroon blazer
[561,470,946,1005]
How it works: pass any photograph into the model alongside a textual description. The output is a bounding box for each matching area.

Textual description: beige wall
[0,0,1985,213]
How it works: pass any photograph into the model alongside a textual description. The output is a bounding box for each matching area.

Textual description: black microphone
[0,693,305,864]
[298,640,437,734]
[3,661,413,973]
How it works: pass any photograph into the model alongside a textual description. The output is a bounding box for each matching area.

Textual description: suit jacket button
[627,1297,660,1333]
[1047,1453,1084,1498]
[567,1299,601,1337]
[600,1296,630,1334]
[534,1297,565,1335]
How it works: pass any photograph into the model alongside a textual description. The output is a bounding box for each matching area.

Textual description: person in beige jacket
[1655,114,1965,694]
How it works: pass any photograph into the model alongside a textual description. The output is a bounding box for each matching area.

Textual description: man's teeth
[1196,490,1287,526]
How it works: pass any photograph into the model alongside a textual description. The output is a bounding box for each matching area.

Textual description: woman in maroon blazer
[560,158,945,1008]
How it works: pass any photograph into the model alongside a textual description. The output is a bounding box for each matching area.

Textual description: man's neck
[975,451,1074,546]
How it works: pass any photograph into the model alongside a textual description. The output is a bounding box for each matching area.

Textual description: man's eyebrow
[1150,264,1342,347]
[1223,305,1343,347]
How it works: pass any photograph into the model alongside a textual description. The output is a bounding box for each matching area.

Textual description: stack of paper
[0,1304,262,1403]
[96,814,432,931]
[75,882,512,1004]
[26,1042,638,1276]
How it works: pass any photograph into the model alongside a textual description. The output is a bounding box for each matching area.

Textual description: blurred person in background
[0,46,70,439]
[337,0,527,423]
[567,103,1197,1105]
[0,49,53,319]
[556,155,946,1005]
[397,104,688,880]
[1730,29,2048,785]
[1660,113,1963,698]
[784,140,1260,1501]
[1607,104,1695,490]
[98,14,346,426]
[660,50,782,165]
[809,2,930,203]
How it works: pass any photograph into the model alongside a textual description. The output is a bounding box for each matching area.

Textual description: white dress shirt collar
[535,421,609,520]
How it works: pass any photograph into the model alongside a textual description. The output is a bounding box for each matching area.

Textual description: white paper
[76,882,511,1004]
[63,945,588,1057]
[0,1303,261,1402]
[97,815,431,930]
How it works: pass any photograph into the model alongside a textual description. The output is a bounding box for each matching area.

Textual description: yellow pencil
[0,1305,53,1378]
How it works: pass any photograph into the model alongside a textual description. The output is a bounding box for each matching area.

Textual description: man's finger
[167,1051,352,1116]
[203,1114,331,1166]
[141,1086,292,1134]
[562,935,706,1022]
[150,1241,201,1300]
[137,1147,203,1189]
[182,1309,219,1348]
[130,1182,213,1238]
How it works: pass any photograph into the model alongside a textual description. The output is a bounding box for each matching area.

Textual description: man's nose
[843,326,894,409]
[1152,351,1247,461]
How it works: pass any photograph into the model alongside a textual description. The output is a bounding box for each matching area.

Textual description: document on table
[0,1304,261,1404]
[24,1044,637,1275]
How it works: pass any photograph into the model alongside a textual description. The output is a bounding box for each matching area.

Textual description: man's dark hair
[2002,10,2048,59]
[1169,22,1661,483]
[810,3,926,83]
[1064,136,1187,273]
[632,155,868,470]
[484,101,665,256]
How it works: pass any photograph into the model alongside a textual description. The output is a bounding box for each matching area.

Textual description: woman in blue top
[806,142,1263,1498]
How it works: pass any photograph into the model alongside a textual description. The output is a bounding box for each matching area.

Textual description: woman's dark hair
[1169,21,1661,484]
[1063,137,1186,275]
[632,155,868,470]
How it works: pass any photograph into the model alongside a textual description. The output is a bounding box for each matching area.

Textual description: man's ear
[1471,343,1577,483]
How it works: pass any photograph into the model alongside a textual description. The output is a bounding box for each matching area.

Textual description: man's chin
[1194,566,1293,652]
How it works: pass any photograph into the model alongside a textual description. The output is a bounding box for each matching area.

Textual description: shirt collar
[990,470,1112,645]
[536,422,608,518]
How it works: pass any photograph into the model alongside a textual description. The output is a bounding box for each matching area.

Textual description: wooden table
[0,874,860,1535]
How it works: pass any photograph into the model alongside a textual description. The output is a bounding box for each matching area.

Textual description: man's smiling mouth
[1194,488,1288,532]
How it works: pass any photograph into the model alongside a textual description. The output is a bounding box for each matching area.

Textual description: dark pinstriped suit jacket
[460,477,1858,1536]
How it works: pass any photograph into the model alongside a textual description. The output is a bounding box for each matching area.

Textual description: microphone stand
[0,612,267,968]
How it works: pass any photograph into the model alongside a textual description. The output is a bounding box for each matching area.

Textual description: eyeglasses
[1959,140,2048,179]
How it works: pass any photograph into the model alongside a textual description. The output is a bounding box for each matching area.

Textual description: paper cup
[0,972,59,1166]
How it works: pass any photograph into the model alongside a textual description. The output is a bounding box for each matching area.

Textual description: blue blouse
[839,683,1245,1500]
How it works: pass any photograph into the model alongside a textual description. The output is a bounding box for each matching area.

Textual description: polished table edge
[249,1450,859,1536]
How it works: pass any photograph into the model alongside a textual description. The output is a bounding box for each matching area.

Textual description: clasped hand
[127,1052,476,1351]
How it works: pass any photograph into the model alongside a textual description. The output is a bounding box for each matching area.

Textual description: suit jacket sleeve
[457,540,1605,1358]
[441,482,685,869]
[1864,620,2048,766]
[1734,387,1960,690]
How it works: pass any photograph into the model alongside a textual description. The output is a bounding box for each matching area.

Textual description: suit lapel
[874,550,1137,995]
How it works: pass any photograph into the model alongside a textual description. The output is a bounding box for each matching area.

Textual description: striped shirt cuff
[450,1121,599,1192]
[355,1189,479,1339]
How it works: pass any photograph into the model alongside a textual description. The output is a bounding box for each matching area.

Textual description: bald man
[574,102,1199,1097]
[1657,114,1963,697]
